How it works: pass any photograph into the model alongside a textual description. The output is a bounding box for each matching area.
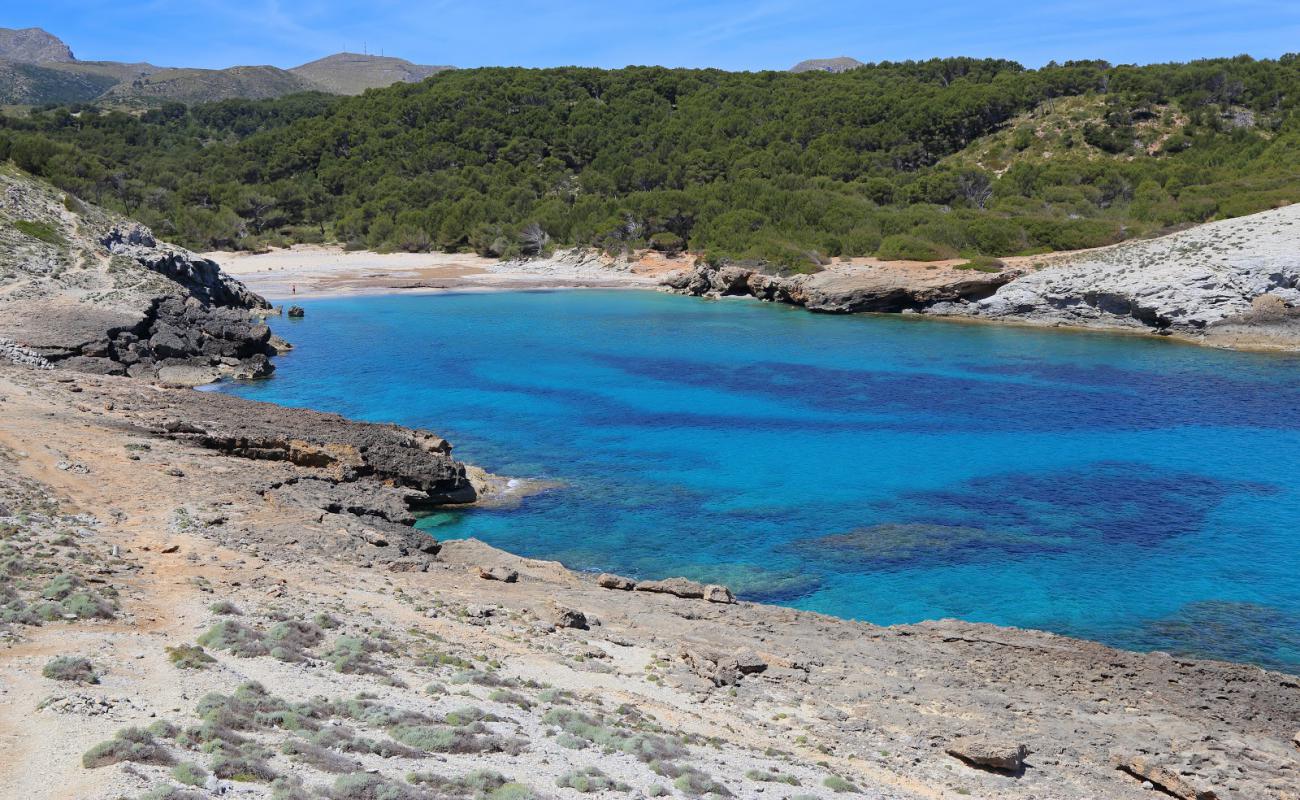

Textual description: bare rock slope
[0,26,75,63]
[0,166,276,382]
[930,203,1300,347]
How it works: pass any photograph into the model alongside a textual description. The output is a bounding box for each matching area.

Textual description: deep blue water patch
[222,291,1300,671]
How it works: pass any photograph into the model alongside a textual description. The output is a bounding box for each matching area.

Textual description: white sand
[205,244,688,301]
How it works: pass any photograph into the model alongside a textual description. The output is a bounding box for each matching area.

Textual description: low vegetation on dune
[2,56,1298,269]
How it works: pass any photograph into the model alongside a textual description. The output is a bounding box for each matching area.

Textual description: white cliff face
[940,203,1300,334]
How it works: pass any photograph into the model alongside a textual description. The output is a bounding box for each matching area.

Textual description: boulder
[1114,755,1218,800]
[703,584,735,604]
[635,577,708,599]
[549,603,588,630]
[596,573,636,590]
[287,305,305,318]
[946,736,1029,773]
[732,649,767,675]
[478,565,519,583]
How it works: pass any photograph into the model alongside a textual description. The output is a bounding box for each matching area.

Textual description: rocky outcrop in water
[664,259,1015,313]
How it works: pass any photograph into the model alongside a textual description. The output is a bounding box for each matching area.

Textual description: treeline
[2,55,1299,267]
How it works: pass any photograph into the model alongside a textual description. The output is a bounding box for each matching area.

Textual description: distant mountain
[0,60,117,105]
[0,27,74,63]
[790,57,865,74]
[0,26,452,106]
[291,52,452,95]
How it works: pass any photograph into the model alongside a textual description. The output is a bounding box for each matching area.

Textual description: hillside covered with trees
[2,55,1298,267]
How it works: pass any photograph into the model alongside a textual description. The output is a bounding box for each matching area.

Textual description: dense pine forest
[2,56,1299,266]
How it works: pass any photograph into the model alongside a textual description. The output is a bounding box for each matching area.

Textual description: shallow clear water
[222,290,1300,671]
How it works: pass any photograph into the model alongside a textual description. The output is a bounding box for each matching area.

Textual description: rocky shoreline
[3,165,1300,797]
[664,205,1300,351]
[0,364,1297,800]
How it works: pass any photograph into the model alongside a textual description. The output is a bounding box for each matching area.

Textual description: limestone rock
[478,565,518,583]
[635,577,708,599]
[596,573,635,590]
[679,645,767,686]
[703,584,735,604]
[945,203,1300,343]
[946,736,1029,773]
[1114,755,1219,800]
[549,603,588,630]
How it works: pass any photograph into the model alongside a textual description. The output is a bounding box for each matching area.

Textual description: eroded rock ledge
[664,259,1015,313]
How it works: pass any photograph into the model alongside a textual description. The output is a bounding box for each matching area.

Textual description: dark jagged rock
[0,171,277,383]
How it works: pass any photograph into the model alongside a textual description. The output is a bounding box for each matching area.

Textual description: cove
[221,290,1300,671]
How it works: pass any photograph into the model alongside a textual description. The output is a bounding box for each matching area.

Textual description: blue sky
[10,1,1300,71]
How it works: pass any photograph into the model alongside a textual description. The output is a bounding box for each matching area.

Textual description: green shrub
[746,768,800,785]
[42,655,98,683]
[171,761,208,786]
[197,620,268,657]
[83,727,173,768]
[877,234,955,262]
[953,255,1006,272]
[166,644,216,669]
[13,220,65,246]
[326,773,422,800]
[823,774,862,793]
[555,767,628,793]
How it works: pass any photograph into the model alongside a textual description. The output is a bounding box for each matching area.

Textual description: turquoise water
[222,290,1300,671]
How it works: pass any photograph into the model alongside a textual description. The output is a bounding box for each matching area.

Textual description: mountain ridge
[0,26,452,105]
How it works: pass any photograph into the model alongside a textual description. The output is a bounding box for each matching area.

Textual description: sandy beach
[205,245,691,301]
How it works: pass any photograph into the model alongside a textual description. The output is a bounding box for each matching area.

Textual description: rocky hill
[0,27,74,63]
[0,165,278,383]
[0,59,118,105]
[98,65,320,105]
[0,26,451,106]
[290,52,452,95]
[790,56,865,73]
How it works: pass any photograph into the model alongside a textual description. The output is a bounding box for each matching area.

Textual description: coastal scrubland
[2,56,1298,268]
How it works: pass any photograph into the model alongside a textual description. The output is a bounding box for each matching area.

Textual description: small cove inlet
[222,290,1300,671]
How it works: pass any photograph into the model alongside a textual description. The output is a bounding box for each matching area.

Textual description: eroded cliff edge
[666,203,1300,350]
[0,165,281,383]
